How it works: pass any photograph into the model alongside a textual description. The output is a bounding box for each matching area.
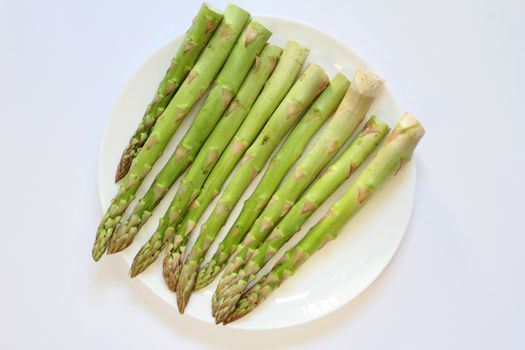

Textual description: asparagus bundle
[201,69,382,294]
[115,4,223,182]
[213,117,389,321]
[174,73,350,308]
[162,64,328,290]
[106,21,272,254]
[172,64,329,311]
[212,69,383,318]
[223,113,425,324]
[129,42,310,277]
[92,4,250,261]
[114,43,280,261]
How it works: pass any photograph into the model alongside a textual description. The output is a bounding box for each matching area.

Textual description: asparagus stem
[223,113,425,324]
[107,21,272,254]
[203,69,383,293]
[213,117,389,321]
[123,44,281,290]
[159,45,283,292]
[115,4,223,182]
[160,41,308,286]
[177,73,350,309]
[131,40,310,276]
[193,73,350,292]
[212,68,383,319]
[92,4,250,261]
[174,64,329,312]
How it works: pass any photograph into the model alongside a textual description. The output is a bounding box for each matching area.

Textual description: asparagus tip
[91,244,104,261]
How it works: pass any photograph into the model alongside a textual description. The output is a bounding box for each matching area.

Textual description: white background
[1,0,524,349]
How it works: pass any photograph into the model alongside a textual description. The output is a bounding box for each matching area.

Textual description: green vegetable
[107,20,272,254]
[154,45,282,291]
[202,68,383,292]
[223,113,425,324]
[213,116,389,321]
[163,42,308,286]
[115,4,223,182]
[127,41,308,276]
[183,73,350,298]
[173,64,329,312]
[211,68,383,317]
[92,4,250,261]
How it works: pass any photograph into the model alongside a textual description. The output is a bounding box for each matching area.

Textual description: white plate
[98,16,415,330]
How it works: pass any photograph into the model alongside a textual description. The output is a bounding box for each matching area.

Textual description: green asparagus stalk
[129,41,310,276]
[200,69,382,292]
[115,4,223,182]
[158,41,309,284]
[92,4,250,261]
[223,113,425,324]
[172,64,329,311]
[148,45,282,290]
[211,68,383,315]
[106,21,273,254]
[212,117,389,321]
[175,73,349,307]
[122,19,271,267]
[161,65,328,288]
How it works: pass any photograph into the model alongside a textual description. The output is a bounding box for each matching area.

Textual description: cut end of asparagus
[283,40,310,64]
[387,113,425,156]
[398,112,426,138]
[351,68,384,98]
[302,64,329,86]
[201,3,222,17]
[223,3,250,20]
[243,20,272,47]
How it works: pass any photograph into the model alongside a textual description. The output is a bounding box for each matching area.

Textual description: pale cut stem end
[399,112,426,138]
[351,67,384,97]
[201,2,221,16]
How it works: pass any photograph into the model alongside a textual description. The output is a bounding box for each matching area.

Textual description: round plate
[98,16,415,330]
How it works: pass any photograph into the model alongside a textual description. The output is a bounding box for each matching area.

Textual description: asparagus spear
[200,69,382,292]
[175,73,350,307]
[160,65,328,287]
[92,4,250,261]
[173,64,329,311]
[129,42,310,276]
[223,113,425,324]
[115,4,223,182]
[106,22,273,254]
[212,117,389,320]
[210,68,383,315]
[163,64,327,289]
